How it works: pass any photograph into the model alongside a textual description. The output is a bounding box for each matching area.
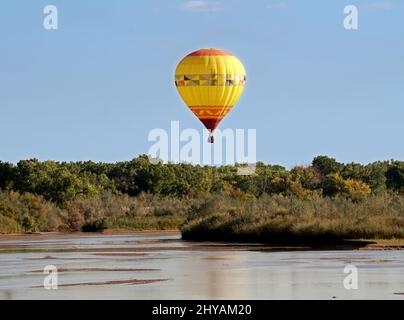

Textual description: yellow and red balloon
[175,48,246,143]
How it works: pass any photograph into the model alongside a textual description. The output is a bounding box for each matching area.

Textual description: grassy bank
[0,191,187,234]
[1,189,404,243]
[1,155,404,241]
[181,193,404,243]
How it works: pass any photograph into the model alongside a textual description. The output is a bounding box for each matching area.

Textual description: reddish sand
[91,253,149,256]
[31,278,169,288]
[0,230,180,241]
[30,268,159,273]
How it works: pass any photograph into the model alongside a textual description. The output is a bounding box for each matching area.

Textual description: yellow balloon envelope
[175,48,246,142]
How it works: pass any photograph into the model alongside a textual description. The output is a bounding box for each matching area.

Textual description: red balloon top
[187,48,232,57]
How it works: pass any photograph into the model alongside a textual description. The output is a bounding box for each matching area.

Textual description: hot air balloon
[175,48,246,143]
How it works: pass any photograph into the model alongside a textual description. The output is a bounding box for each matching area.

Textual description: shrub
[182,192,404,243]
[82,218,108,232]
[0,215,22,233]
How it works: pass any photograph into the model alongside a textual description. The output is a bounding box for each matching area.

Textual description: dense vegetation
[0,155,403,241]
[182,193,404,243]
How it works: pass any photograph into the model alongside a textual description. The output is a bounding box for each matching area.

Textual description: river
[0,232,403,299]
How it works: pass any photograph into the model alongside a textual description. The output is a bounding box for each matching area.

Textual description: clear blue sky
[0,0,403,167]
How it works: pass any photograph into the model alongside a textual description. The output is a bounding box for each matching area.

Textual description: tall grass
[0,190,189,233]
[181,193,404,243]
[1,189,404,242]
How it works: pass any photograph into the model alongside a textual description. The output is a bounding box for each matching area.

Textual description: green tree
[0,161,16,190]
[386,164,404,192]
[312,156,343,176]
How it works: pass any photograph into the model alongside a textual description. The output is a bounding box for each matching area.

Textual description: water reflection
[0,233,403,299]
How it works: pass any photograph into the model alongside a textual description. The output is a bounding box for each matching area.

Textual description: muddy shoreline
[0,230,179,241]
[0,231,403,251]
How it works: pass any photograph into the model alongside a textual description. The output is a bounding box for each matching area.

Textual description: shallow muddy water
[0,232,403,299]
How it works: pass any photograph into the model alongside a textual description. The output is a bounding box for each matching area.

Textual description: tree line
[1,155,403,234]
[0,155,403,205]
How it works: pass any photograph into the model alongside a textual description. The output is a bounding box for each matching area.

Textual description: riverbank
[0,230,179,241]
[2,190,404,246]
[181,193,404,245]
[0,231,403,251]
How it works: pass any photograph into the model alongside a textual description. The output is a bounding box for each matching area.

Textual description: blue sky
[0,0,403,167]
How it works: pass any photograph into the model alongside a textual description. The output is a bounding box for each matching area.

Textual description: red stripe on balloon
[187,49,231,57]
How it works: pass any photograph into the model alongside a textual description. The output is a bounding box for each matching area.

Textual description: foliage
[82,218,108,232]
[182,192,404,242]
[0,155,403,202]
[0,155,404,238]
